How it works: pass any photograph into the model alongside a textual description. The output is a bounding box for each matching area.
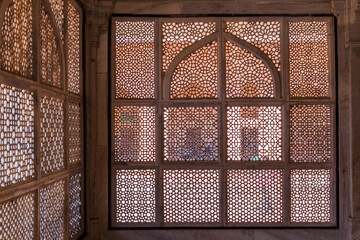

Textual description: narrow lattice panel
[289,21,329,98]
[40,96,64,174]
[114,106,155,162]
[0,0,33,78]
[164,107,218,161]
[0,85,35,187]
[0,192,35,239]
[40,180,66,239]
[68,102,81,165]
[67,3,81,94]
[163,169,220,223]
[48,0,64,40]
[227,106,282,161]
[226,41,274,98]
[291,169,331,223]
[290,105,331,162]
[116,169,156,223]
[115,21,155,99]
[227,169,283,223]
[162,22,216,71]
[69,172,82,238]
[40,5,61,88]
[170,41,217,99]
[226,21,281,71]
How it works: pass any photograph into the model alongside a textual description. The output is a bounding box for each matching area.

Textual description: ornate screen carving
[0,0,33,78]
[0,192,35,239]
[0,84,35,187]
[68,102,81,165]
[69,172,82,238]
[40,180,66,239]
[111,17,335,228]
[170,41,217,99]
[48,0,64,40]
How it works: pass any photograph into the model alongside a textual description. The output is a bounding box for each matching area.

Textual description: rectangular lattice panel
[290,105,331,162]
[115,21,155,99]
[69,172,82,238]
[227,106,282,161]
[227,169,283,223]
[40,96,64,175]
[0,84,35,187]
[40,4,61,88]
[225,21,281,71]
[291,169,331,223]
[289,21,329,98]
[0,192,35,239]
[67,2,81,94]
[163,169,220,223]
[68,102,81,165]
[0,0,33,78]
[40,179,66,240]
[164,107,218,161]
[115,169,156,223]
[48,0,64,40]
[114,106,155,162]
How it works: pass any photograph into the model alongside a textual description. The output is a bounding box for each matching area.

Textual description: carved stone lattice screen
[0,0,84,239]
[111,17,336,227]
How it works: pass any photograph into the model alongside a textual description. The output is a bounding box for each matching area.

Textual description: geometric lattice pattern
[0,192,35,239]
[40,96,64,175]
[163,169,220,223]
[40,180,66,240]
[291,169,331,223]
[0,84,35,187]
[67,2,81,94]
[170,41,217,99]
[289,21,329,98]
[116,169,156,223]
[69,172,82,238]
[48,0,64,40]
[115,21,155,99]
[114,106,155,162]
[226,21,281,70]
[40,5,61,88]
[68,102,81,165]
[227,106,282,161]
[227,169,283,223]
[226,41,274,98]
[0,0,33,78]
[162,22,216,71]
[164,107,218,161]
[290,105,331,162]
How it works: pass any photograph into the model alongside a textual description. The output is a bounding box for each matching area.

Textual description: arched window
[111,17,335,227]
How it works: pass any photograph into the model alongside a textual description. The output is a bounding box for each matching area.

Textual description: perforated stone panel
[170,41,217,99]
[116,169,156,223]
[69,172,82,238]
[48,0,64,40]
[289,21,329,98]
[67,2,81,94]
[68,102,81,165]
[164,106,218,161]
[114,106,155,162]
[0,0,33,78]
[227,106,282,161]
[163,169,220,223]
[290,105,331,162]
[227,169,283,223]
[226,41,274,98]
[40,96,64,175]
[0,84,35,187]
[162,22,216,71]
[0,192,35,239]
[226,21,281,70]
[291,169,331,223]
[40,179,66,240]
[115,21,155,99]
[40,5,61,88]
